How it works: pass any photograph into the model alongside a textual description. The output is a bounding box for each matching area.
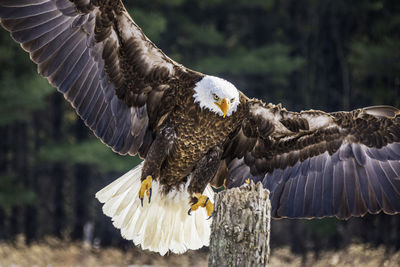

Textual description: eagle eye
[231,98,235,103]
[213,94,220,101]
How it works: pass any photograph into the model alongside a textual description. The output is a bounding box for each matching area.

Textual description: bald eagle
[1,0,400,256]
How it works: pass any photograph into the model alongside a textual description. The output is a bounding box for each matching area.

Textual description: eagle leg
[187,146,223,219]
[138,175,152,206]
[139,126,175,206]
[188,193,214,218]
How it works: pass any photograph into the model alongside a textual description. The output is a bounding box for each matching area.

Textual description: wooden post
[209,182,271,267]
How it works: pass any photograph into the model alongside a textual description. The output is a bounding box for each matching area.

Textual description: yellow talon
[139,176,152,206]
[188,193,214,219]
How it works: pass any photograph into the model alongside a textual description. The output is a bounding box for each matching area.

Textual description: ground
[0,237,399,267]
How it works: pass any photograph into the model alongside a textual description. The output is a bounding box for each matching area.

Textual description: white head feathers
[193,75,240,117]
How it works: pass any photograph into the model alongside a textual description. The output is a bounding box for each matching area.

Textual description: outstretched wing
[224,102,400,219]
[0,0,202,156]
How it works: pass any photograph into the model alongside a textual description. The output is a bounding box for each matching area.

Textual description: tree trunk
[209,182,271,267]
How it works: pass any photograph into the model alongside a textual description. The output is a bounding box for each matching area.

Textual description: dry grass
[0,236,207,267]
[1,236,400,266]
[269,245,400,267]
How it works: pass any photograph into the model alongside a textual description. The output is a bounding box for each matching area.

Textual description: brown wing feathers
[226,102,400,219]
[0,0,200,157]
[0,0,135,155]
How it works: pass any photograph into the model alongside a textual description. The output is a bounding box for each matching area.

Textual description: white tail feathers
[95,162,213,255]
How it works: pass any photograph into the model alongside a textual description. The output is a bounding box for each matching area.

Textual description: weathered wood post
[209,182,271,267]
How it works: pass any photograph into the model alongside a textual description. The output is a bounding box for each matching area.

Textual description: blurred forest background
[0,0,400,259]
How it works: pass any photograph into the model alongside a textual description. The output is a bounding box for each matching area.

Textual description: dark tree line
[0,0,399,255]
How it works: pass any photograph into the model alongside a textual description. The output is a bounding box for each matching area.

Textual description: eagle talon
[138,176,152,206]
[188,194,214,219]
[204,197,209,207]
[148,188,152,203]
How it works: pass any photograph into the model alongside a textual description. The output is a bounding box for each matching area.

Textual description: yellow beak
[215,98,230,118]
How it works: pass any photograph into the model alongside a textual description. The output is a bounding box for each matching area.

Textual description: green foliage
[194,44,305,85]
[305,218,338,237]
[349,39,400,78]
[0,74,53,125]
[37,139,141,173]
[129,8,167,43]
[349,38,400,106]
[134,0,185,7]
[0,31,53,125]
[237,0,275,10]
[0,175,37,212]
[178,23,225,47]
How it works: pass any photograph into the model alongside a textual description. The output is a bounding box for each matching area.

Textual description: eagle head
[193,75,240,118]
